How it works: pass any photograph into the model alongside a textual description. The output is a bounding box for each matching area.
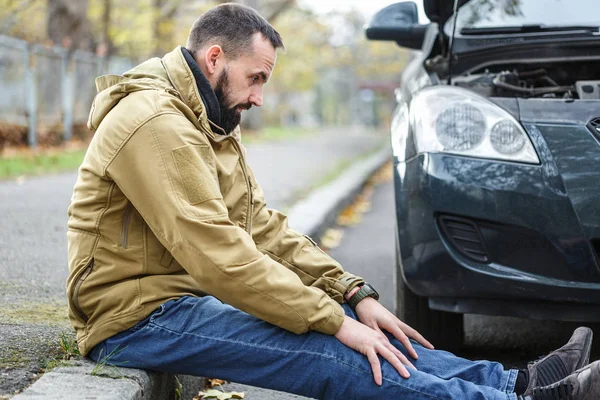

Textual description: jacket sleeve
[105,114,345,335]
[247,162,364,305]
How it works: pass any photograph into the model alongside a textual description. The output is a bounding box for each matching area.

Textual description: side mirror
[365,2,429,50]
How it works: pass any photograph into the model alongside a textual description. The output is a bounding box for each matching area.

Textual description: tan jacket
[67,46,364,356]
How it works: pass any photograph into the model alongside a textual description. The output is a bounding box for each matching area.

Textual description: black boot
[518,359,600,400]
[521,327,593,396]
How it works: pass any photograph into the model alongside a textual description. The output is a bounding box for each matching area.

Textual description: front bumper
[396,123,600,320]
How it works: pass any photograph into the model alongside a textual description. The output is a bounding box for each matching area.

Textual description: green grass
[59,332,80,360]
[244,126,317,143]
[90,345,127,378]
[0,126,320,178]
[38,332,80,373]
[0,149,86,179]
[0,126,313,178]
[0,302,69,325]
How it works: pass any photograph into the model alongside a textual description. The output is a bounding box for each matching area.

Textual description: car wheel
[396,260,464,354]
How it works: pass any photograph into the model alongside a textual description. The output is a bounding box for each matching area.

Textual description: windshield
[444,0,600,35]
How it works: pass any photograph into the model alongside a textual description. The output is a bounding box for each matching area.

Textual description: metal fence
[0,34,134,148]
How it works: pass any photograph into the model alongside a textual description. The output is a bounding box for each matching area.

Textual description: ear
[204,45,223,75]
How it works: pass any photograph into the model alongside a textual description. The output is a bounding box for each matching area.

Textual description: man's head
[186,3,284,133]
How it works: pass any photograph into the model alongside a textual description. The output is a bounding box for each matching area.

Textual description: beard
[214,68,252,134]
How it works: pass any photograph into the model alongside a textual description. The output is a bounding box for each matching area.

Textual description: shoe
[518,359,600,400]
[524,327,593,395]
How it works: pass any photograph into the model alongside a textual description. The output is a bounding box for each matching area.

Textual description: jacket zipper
[120,202,134,248]
[248,177,254,236]
[228,137,253,234]
[304,234,329,256]
[72,258,94,322]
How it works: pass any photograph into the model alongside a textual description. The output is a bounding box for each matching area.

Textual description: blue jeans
[89,296,518,400]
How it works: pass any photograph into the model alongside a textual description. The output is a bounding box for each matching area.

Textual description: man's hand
[355,298,434,360]
[334,315,413,385]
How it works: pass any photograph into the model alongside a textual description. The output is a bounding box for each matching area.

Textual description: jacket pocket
[120,203,134,248]
[172,144,220,205]
[72,258,94,322]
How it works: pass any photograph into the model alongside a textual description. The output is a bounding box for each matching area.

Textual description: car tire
[396,260,464,354]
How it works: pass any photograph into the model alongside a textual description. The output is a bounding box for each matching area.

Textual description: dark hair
[186,3,284,59]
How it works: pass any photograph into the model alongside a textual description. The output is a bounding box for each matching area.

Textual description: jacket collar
[161,46,227,136]
[181,47,222,131]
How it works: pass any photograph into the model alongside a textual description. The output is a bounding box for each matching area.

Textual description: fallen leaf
[369,161,393,184]
[353,196,372,213]
[336,207,361,226]
[208,378,227,387]
[196,389,245,400]
[320,228,344,249]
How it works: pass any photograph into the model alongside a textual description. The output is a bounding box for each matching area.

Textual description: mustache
[236,103,252,111]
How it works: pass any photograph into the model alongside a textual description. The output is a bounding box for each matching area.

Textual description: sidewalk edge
[287,145,391,241]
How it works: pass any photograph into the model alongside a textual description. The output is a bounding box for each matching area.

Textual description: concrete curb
[12,144,391,400]
[12,359,176,400]
[287,145,391,242]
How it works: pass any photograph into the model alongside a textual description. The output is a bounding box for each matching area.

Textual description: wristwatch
[347,283,379,311]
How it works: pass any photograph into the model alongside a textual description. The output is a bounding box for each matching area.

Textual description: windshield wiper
[461,24,600,35]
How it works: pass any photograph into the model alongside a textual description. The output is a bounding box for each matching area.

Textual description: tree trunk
[46,0,91,51]
[99,0,111,56]
[152,0,164,56]
[152,0,180,56]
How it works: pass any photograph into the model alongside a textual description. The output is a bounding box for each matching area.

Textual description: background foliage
[0,0,410,137]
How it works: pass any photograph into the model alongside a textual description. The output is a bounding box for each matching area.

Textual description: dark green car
[367,0,600,351]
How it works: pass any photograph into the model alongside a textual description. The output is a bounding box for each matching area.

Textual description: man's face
[214,33,276,134]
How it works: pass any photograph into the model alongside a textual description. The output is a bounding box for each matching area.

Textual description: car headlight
[435,104,485,151]
[409,86,539,164]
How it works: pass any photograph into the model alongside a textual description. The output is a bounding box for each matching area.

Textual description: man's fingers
[400,322,435,350]
[389,325,419,360]
[367,350,383,386]
[413,332,435,350]
[389,343,415,370]
[380,345,411,379]
[374,326,389,342]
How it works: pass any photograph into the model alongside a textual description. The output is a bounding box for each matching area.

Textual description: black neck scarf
[181,47,224,135]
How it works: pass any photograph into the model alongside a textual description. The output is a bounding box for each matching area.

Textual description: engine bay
[452,61,600,100]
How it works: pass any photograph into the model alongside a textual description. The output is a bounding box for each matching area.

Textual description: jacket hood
[87,58,169,131]
[87,46,210,132]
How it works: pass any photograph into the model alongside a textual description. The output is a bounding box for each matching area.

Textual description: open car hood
[424,0,470,28]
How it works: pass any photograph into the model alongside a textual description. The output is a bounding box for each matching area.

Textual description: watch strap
[347,283,379,310]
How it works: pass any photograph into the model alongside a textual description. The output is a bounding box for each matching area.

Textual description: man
[67,3,599,399]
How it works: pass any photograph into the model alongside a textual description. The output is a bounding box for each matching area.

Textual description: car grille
[438,215,489,263]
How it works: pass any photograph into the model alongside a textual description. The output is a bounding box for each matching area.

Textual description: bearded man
[66,3,600,399]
